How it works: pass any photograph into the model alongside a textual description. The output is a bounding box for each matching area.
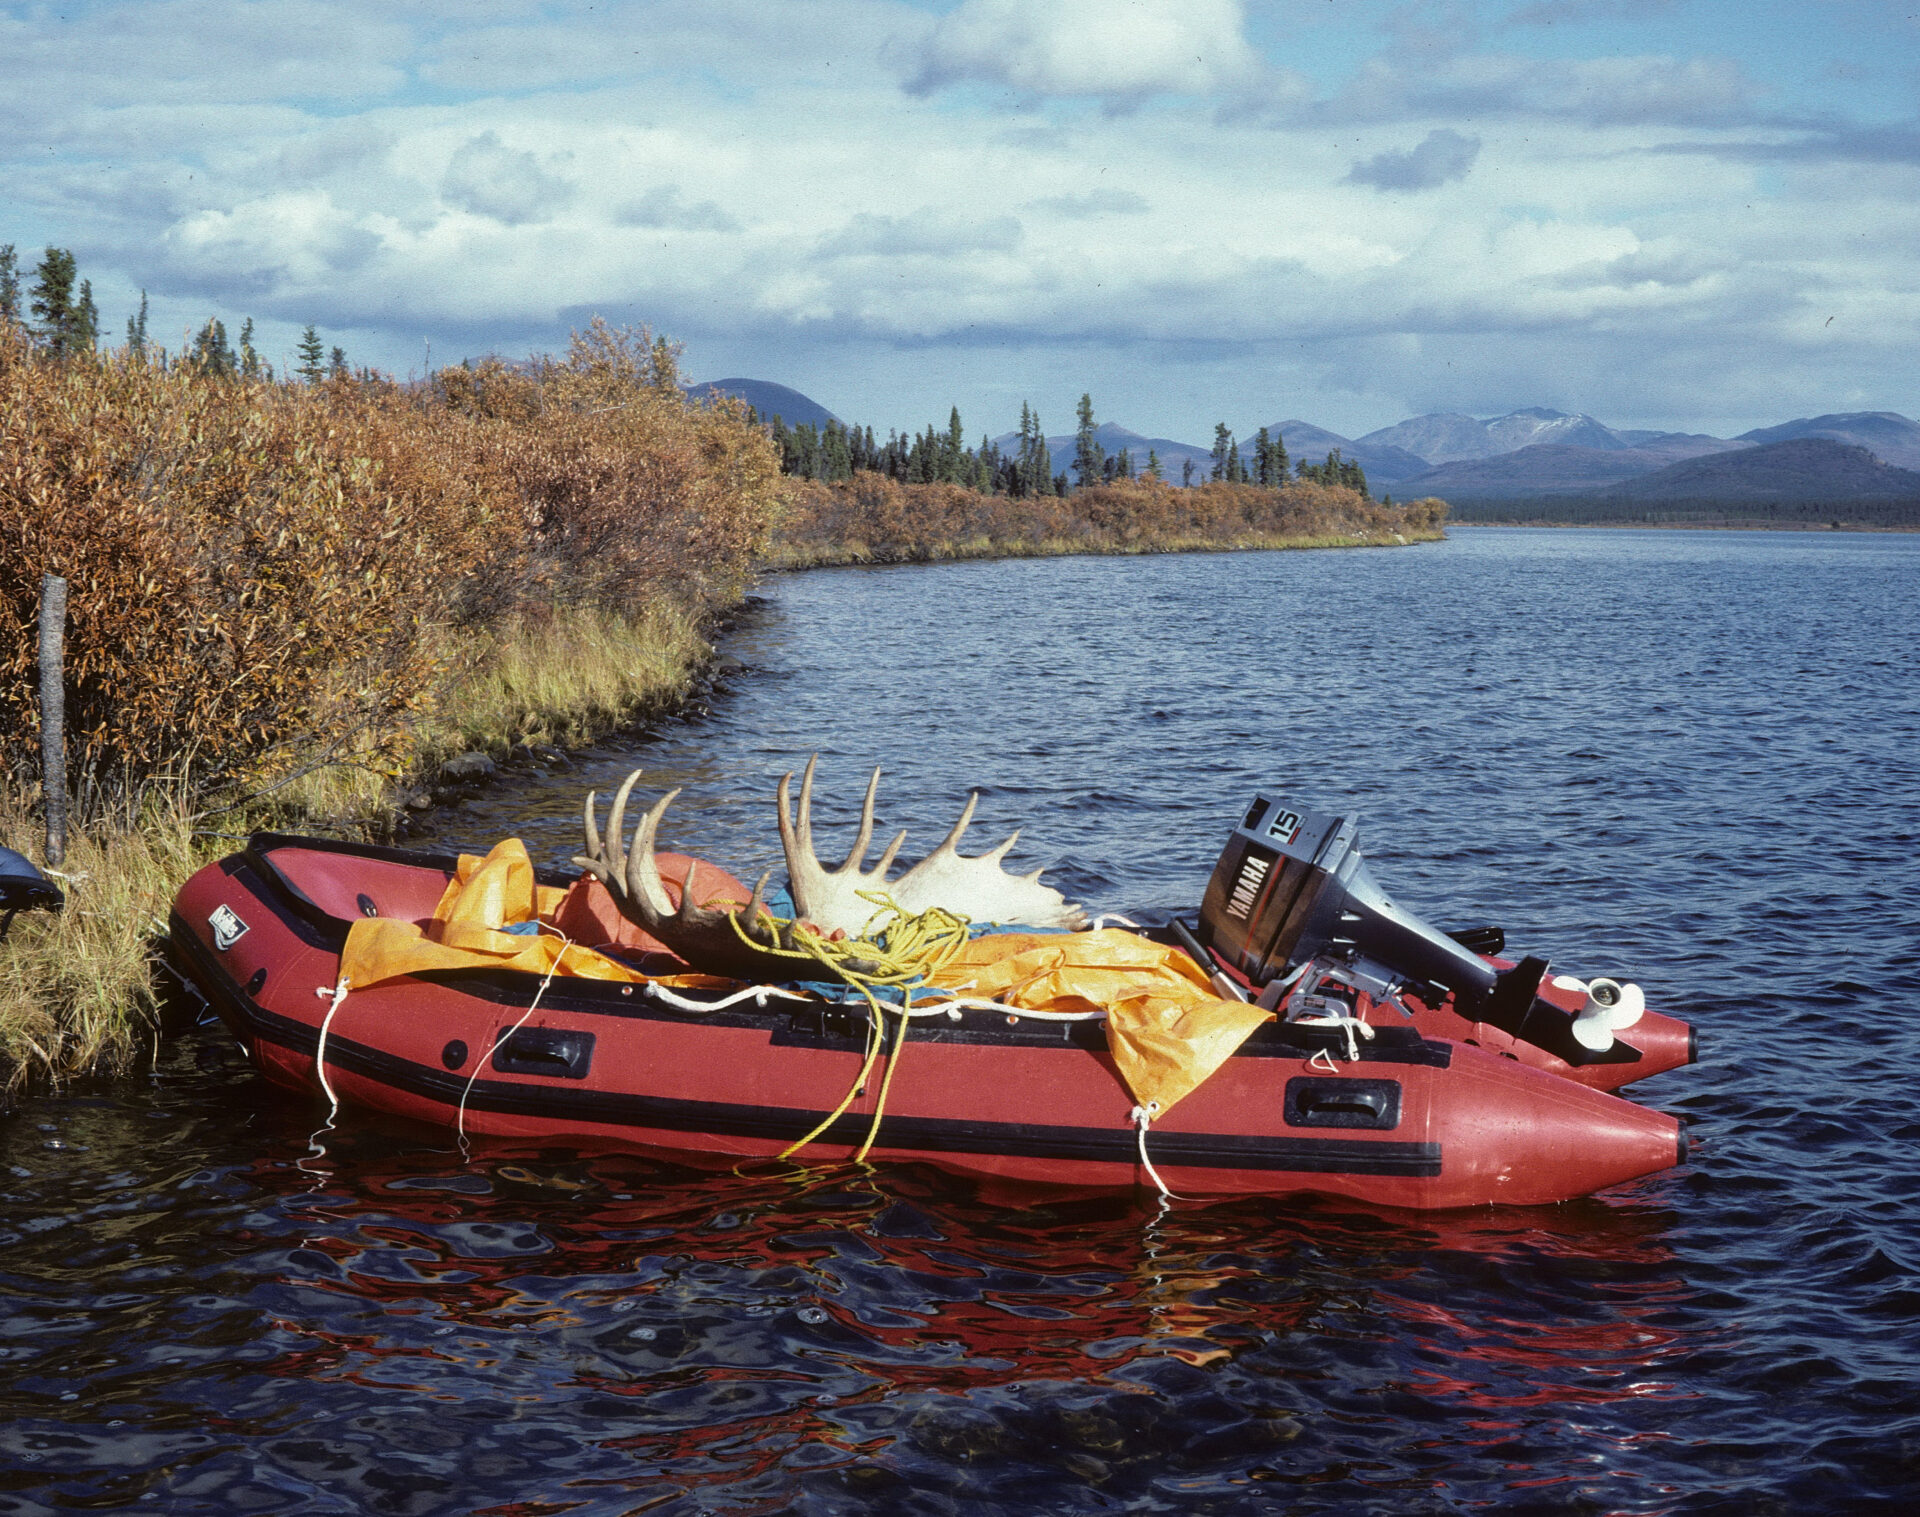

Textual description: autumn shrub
[771,472,1446,566]
[0,319,784,821]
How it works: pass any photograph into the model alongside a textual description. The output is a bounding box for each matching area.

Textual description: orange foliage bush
[0,320,782,811]
[775,473,1445,564]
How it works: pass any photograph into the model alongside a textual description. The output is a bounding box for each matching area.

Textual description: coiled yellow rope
[726,893,972,1162]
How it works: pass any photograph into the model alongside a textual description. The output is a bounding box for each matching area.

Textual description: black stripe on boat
[172,916,1443,1179]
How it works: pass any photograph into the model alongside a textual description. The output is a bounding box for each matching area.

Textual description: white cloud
[158,190,382,296]
[905,0,1261,103]
[614,186,740,233]
[818,210,1024,258]
[2,0,1914,438]
[1315,50,1757,128]
[1348,129,1483,191]
[440,132,573,225]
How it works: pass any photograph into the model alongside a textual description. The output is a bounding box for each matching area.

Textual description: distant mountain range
[688,377,1920,515]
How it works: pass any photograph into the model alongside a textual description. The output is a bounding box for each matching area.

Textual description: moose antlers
[579,758,1085,977]
[779,756,1085,935]
[574,771,796,982]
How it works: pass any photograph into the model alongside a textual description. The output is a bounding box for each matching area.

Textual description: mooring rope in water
[312,976,352,1121]
[1129,1101,1186,1200]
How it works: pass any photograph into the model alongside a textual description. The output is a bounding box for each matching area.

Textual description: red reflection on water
[231,1125,1717,1500]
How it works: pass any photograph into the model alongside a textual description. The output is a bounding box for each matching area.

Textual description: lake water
[4,528,1918,1514]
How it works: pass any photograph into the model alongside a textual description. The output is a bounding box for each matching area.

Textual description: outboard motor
[0,845,64,941]
[1195,796,1539,1017]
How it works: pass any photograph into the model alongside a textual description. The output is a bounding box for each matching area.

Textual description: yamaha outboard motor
[0,845,64,942]
[1196,796,1536,1016]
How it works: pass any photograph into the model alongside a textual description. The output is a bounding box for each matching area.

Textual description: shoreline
[761,524,1445,572]
[1443,518,1919,533]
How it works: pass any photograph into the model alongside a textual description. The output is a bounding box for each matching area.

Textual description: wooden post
[38,573,67,868]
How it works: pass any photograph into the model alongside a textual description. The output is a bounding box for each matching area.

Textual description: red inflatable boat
[168,829,1687,1209]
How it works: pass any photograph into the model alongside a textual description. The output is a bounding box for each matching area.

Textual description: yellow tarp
[341,839,649,989]
[925,930,1272,1112]
[336,839,1273,1112]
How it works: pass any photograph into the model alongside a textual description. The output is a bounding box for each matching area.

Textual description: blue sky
[2,0,1916,441]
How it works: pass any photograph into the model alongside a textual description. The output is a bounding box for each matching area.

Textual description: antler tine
[675,855,703,922]
[581,788,605,875]
[873,829,909,877]
[983,829,1020,864]
[797,753,819,857]
[775,764,816,895]
[605,769,646,884]
[837,766,882,872]
[744,868,774,930]
[924,791,980,862]
[622,787,683,918]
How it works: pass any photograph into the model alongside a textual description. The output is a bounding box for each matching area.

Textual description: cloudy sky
[3,0,1916,440]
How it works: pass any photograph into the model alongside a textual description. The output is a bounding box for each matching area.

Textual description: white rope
[455,923,574,1152]
[642,981,809,1012]
[1087,913,1140,930]
[299,976,353,1174]
[1129,1102,1187,1200]
[1292,1010,1377,1061]
[312,977,351,1120]
[645,978,1106,1024]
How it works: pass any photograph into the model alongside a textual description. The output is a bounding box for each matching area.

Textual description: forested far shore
[755,392,1377,499]
[771,473,1443,568]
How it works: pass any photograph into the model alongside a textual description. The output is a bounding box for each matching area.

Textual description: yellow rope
[731,892,973,1163]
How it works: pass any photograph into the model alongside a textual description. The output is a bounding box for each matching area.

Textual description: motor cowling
[1197,797,1501,1002]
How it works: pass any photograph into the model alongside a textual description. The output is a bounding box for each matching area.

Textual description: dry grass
[0,315,783,1088]
[0,789,203,1086]
[426,601,712,758]
[0,318,783,821]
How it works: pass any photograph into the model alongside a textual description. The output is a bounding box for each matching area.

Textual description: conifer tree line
[0,240,350,382]
[759,388,1369,499]
[759,400,1071,498]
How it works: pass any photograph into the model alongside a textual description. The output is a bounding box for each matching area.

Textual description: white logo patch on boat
[209,904,249,951]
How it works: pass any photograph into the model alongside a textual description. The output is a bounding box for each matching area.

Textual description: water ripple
[4,528,1919,1514]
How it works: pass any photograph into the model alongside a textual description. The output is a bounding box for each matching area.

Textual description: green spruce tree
[0,244,20,323]
[329,345,348,379]
[126,290,149,357]
[29,247,80,355]
[72,279,99,352]
[192,317,235,377]
[1210,423,1235,482]
[296,324,326,383]
[1072,392,1105,488]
